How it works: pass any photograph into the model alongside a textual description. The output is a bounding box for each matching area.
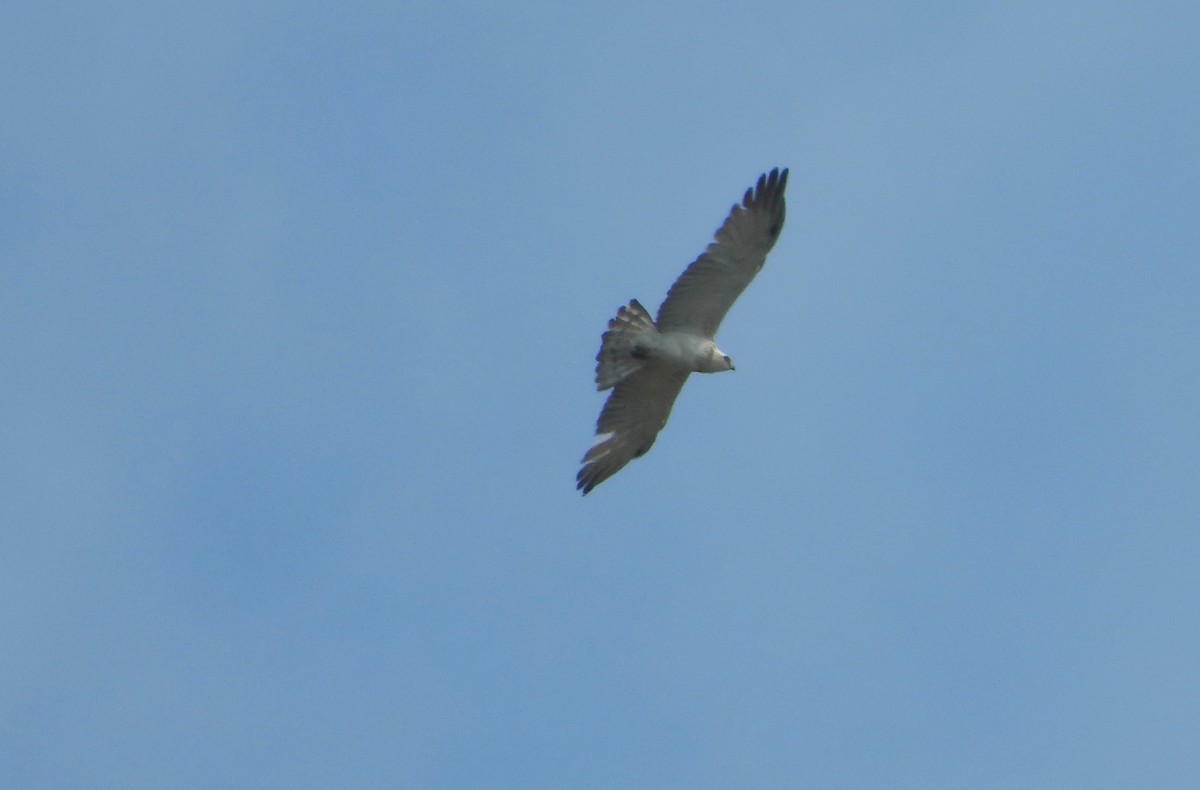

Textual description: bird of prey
[577,168,789,494]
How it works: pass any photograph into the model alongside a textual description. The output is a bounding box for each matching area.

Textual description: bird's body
[644,330,731,373]
[577,168,789,494]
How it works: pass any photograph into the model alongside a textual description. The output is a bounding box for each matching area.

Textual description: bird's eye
[723,355,731,363]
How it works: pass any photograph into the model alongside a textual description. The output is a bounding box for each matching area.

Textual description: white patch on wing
[588,432,615,452]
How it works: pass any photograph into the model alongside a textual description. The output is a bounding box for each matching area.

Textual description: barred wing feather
[655,168,788,337]
[576,367,690,494]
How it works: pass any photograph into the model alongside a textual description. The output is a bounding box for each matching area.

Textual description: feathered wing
[656,168,788,337]
[576,366,690,494]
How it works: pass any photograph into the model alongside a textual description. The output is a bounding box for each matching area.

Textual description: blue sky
[2,2,1198,787]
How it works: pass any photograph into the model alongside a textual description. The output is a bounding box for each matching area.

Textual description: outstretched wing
[576,366,690,494]
[656,168,788,337]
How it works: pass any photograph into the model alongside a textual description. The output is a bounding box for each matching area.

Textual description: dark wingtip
[764,167,788,195]
[745,167,789,209]
[751,168,787,238]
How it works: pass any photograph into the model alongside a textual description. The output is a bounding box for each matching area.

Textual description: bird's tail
[594,299,657,390]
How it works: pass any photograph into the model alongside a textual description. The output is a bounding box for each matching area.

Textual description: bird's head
[707,344,735,373]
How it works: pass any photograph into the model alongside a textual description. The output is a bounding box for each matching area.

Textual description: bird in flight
[577,168,789,494]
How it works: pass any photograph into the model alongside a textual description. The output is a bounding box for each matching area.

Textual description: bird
[577,167,789,494]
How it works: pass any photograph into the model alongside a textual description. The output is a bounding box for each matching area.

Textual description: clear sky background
[3,2,1198,788]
